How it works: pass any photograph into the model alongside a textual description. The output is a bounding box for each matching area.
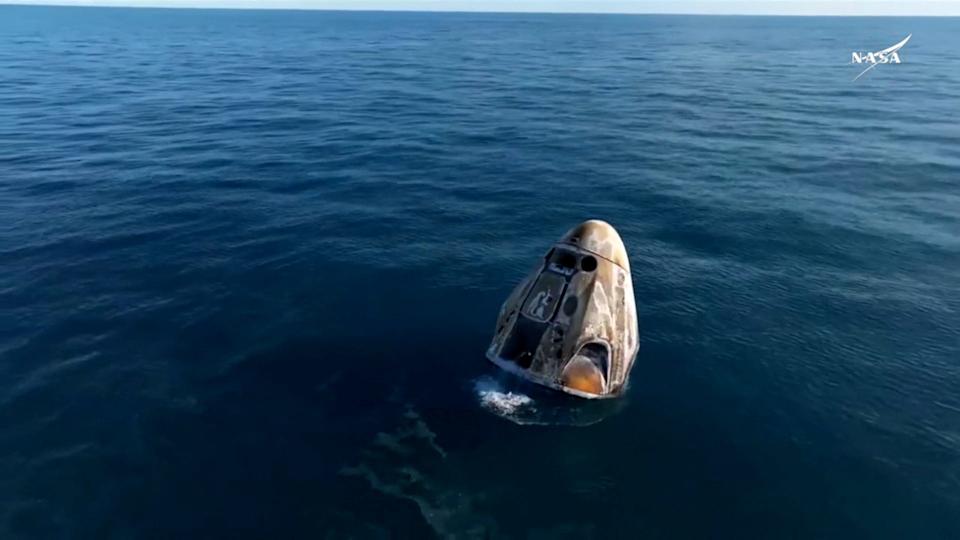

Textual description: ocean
[1,6,958,538]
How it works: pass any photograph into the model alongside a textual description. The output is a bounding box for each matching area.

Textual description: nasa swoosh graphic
[854,34,912,81]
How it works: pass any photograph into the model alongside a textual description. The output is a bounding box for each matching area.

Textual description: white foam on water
[473,376,535,418]
[473,374,624,426]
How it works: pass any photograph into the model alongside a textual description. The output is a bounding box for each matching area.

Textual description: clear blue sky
[4,0,960,15]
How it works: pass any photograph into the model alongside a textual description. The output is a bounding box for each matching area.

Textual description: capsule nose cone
[558,220,630,271]
[561,356,606,396]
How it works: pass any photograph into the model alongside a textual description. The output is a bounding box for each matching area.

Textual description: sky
[3,0,960,15]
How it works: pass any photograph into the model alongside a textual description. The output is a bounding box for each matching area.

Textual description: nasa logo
[851,34,911,81]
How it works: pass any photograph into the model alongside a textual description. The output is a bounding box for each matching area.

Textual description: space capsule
[486,220,639,399]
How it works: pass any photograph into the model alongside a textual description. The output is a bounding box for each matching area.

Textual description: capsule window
[580,255,597,272]
[550,249,578,270]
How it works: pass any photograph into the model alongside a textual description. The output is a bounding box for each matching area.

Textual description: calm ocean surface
[1,6,959,538]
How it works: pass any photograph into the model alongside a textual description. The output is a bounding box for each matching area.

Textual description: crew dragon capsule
[486,220,639,399]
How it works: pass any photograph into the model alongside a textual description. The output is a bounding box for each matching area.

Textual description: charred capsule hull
[486,220,639,399]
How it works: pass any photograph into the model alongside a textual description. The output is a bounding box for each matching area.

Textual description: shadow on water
[135,336,444,539]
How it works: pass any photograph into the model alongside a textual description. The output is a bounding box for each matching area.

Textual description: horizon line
[3,3,960,16]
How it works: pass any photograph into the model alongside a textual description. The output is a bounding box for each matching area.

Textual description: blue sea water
[1,6,959,538]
